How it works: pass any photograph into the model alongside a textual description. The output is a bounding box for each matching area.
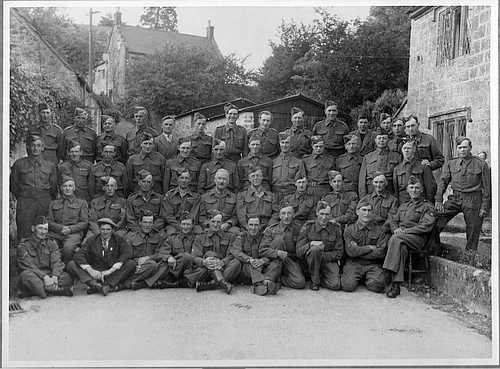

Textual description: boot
[130,281,147,290]
[49,287,74,297]
[386,282,401,298]
[86,280,103,295]
[195,280,219,292]
[152,281,179,289]
[212,270,232,294]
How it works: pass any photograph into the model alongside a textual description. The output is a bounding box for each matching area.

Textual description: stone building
[398,6,490,159]
[93,11,222,103]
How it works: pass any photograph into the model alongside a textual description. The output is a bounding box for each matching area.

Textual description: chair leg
[408,252,413,290]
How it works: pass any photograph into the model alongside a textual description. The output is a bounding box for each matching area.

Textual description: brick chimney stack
[206,20,214,43]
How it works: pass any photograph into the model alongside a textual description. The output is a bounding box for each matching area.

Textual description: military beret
[343,134,360,144]
[97,218,117,228]
[295,173,307,181]
[141,209,154,218]
[180,211,194,222]
[279,131,291,141]
[311,135,324,144]
[29,135,43,144]
[74,107,88,118]
[178,137,192,145]
[407,175,423,186]
[456,136,472,146]
[356,199,372,211]
[328,170,342,180]
[193,112,206,121]
[224,103,238,114]
[100,176,117,186]
[133,106,148,113]
[61,175,75,185]
[102,144,117,151]
[67,140,82,150]
[248,166,263,175]
[32,215,48,226]
[248,134,261,143]
[290,106,304,117]
[215,168,229,178]
[38,103,49,112]
[373,171,387,182]
[213,138,225,147]
[161,114,175,122]
[316,200,331,212]
[137,169,152,180]
[101,115,112,124]
[140,132,154,142]
[379,113,391,122]
[373,127,389,137]
[324,100,337,109]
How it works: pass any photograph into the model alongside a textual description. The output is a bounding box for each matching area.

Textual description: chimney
[206,20,214,43]
[114,8,122,26]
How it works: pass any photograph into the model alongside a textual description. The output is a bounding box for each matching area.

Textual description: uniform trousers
[66,259,136,288]
[18,270,73,298]
[303,245,341,290]
[382,233,427,282]
[144,253,194,286]
[184,257,242,286]
[341,259,385,292]
[236,261,282,285]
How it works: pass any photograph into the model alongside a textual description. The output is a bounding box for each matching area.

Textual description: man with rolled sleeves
[126,132,165,194]
[248,111,280,158]
[404,115,444,171]
[435,136,491,251]
[231,217,281,295]
[342,200,389,293]
[59,107,97,163]
[164,138,201,193]
[153,115,179,160]
[336,134,363,194]
[237,167,278,231]
[260,205,305,289]
[213,103,248,162]
[123,212,165,290]
[17,216,73,298]
[321,171,358,227]
[189,112,213,163]
[27,103,62,164]
[359,128,402,198]
[282,107,312,159]
[272,131,306,204]
[91,144,128,197]
[238,136,273,191]
[96,115,128,164]
[59,141,94,202]
[349,115,376,156]
[359,173,398,229]
[47,176,88,263]
[126,170,164,234]
[66,218,136,296]
[199,168,239,231]
[275,176,316,229]
[186,211,240,294]
[393,140,436,204]
[87,177,127,240]
[312,100,350,158]
[383,176,436,298]
[198,139,239,193]
[388,118,406,154]
[161,169,201,236]
[126,106,159,157]
[297,201,344,291]
[303,135,336,203]
[10,135,58,240]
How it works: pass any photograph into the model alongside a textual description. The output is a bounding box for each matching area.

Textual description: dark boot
[152,281,179,289]
[212,270,232,294]
[48,287,74,297]
[195,280,219,292]
[130,281,147,290]
[386,282,401,298]
[86,280,103,295]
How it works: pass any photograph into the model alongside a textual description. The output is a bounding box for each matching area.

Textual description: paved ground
[8,285,492,364]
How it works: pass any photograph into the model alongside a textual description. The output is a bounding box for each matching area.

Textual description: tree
[140,7,177,32]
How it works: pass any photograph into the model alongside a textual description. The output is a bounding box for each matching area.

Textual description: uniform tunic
[126,126,160,157]
[283,128,312,159]
[393,158,437,204]
[59,125,97,163]
[199,188,238,227]
[164,155,201,193]
[237,153,273,191]
[271,153,306,203]
[96,132,128,164]
[248,127,280,158]
[58,159,94,202]
[27,123,63,164]
[91,160,128,197]
[274,191,316,229]
[321,190,358,225]
[125,229,164,285]
[406,132,444,170]
[125,190,164,233]
[189,133,213,163]
[126,151,165,194]
[213,123,248,162]
[198,158,239,193]
[359,148,402,197]
[88,194,127,236]
[359,191,398,229]
[161,187,200,234]
[312,119,350,157]
[236,187,277,230]
[303,152,336,203]
[153,133,178,160]
[349,129,376,156]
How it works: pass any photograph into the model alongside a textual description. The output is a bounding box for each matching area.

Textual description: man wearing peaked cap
[214,102,248,162]
[126,106,159,157]
[27,102,63,164]
[312,100,350,157]
[303,134,336,203]
[58,141,94,202]
[198,139,240,193]
[336,133,363,194]
[189,112,212,163]
[59,107,97,163]
[97,114,128,164]
[153,114,178,160]
[248,111,280,159]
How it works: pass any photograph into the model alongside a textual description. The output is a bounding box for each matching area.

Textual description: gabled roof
[176,98,257,119]
[118,24,222,58]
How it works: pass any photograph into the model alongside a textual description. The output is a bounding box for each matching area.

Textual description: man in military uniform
[198,139,239,193]
[359,128,402,197]
[303,135,336,203]
[383,176,436,298]
[17,216,73,298]
[378,113,393,138]
[126,106,159,157]
[161,169,201,236]
[198,169,238,232]
[27,103,62,164]
[59,107,97,163]
[58,141,94,202]
[248,111,280,158]
[388,118,406,153]
[87,176,127,240]
[153,115,178,160]
[435,136,491,251]
[282,107,312,159]
[66,218,136,296]
[237,167,278,231]
[164,138,201,193]
[126,170,164,234]
[231,217,281,296]
[359,173,398,230]
[312,100,350,158]
[342,200,389,293]
[186,212,241,294]
[349,115,376,156]
[321,171,358,227]
[123,212,165,290]
[10,135,58,240]
[393,140,436,204]
[297,201,344,291]
[189,112,213,163]
[336,134,363,194]
[404,115,445,171]
[275,176,315,229]
[260,205,305,289]
[47,176,88,262]
[96,115,128,164]
[238,136,273,191]
[91,144,128,197]
[272,131,306,203]
[213,103,248,162]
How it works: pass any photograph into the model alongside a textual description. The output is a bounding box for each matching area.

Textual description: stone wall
[407,6,490,154]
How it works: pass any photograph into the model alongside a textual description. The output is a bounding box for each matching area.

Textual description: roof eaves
[176,98,257,118]
[409,6,435,20]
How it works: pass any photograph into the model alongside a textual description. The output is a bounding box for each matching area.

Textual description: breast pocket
[50,202,64,221]
[108,203,123,221]
[66,202,82,222]
[417,144,430,159]
[223,197,236,215]
[44,132,59,149]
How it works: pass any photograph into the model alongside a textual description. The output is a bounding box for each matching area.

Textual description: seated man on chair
[382,176,436,298]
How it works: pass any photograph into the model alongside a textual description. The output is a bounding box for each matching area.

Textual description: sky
[59,6,370,70]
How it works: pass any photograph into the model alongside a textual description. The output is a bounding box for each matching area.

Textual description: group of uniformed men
[11,100,490,300]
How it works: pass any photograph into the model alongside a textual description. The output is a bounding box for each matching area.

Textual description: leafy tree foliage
[140,7,178,32]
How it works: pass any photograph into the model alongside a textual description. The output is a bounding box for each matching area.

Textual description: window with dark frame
[429,109,469,160]
[437,6,470,65]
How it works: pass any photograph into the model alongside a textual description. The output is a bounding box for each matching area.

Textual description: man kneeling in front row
[66,218,136,296]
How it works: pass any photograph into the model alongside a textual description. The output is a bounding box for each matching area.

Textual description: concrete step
[439,232,491,271]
